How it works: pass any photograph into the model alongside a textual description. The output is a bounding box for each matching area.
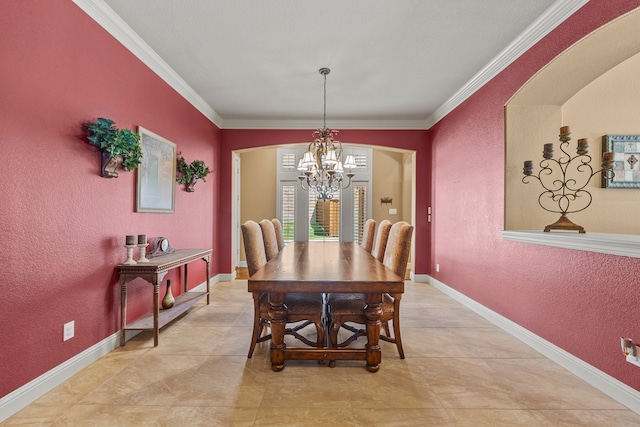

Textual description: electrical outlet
[627,353,640,368]
[620,337,640,367]
[63,321,75,341]
[435,263,440,273]
[389,208,397,215]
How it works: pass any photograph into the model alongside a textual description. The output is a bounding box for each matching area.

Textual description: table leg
[183,264,188,292]
[364,293,383,372]
[120,279,127,346]
[268,292,286,371]
[153,279,159,347]
[204,256,210,304]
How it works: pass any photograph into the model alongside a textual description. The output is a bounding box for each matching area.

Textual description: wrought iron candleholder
[522,126,614,233]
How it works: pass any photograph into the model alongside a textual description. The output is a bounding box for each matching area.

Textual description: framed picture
[602,135,640,188]
[136,127,176,213]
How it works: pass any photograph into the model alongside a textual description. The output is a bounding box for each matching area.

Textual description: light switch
[389,208,397,215]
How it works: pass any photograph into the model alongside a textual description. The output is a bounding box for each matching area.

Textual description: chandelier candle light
[522,126,614,233]
[298,68,357,201]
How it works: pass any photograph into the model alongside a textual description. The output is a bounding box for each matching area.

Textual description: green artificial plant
[176,156,211,190]
[84,117,142,171]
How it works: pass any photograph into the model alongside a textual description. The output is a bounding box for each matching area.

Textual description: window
[353,185,367,244]
[277,147,371,242]
[281,185,295,243]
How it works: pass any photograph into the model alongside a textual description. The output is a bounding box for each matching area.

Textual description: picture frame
[602,135,640,188]
[136,127,177,213]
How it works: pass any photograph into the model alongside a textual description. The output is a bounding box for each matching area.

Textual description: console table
[117,248,212,347]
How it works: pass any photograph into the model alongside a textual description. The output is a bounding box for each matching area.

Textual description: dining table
[247,241,405,372]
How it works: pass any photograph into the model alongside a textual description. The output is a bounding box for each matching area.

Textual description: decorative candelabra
[522,126,614,233]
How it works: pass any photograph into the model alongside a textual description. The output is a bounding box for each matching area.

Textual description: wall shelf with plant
[84,118,142,178]
[176,155,211,192]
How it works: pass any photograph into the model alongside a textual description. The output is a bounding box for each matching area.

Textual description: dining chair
[371,219,392,262]
[242,220,326,358]
[327,221,414,360]
[360,218,376,253]
[271,218,285,251]
[259,219,279,261]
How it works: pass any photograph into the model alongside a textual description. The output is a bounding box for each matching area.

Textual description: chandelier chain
[320,67,330,129]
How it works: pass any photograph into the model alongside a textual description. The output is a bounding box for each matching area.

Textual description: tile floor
[4,279,640,426]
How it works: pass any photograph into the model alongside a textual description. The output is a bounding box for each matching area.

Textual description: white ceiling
[77,0,587,129]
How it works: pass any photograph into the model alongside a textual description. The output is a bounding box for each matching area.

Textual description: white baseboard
[0,333,119,422]
[218,272,236,281]
[411,273,430,282]
[0,275,224,423]
[427,275,640,415]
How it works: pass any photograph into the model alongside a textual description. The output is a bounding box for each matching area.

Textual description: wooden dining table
[247,241,404,372]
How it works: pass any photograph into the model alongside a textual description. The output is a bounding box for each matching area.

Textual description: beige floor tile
[401,326,543,359]
[5,280,640,426]
[346,362,443,409]
[53,404,164,426]
[483,358,627,410]
[414,357,529,409]
[537,409,640,425]
[80,354,206,406]
[401,306,494,328]
[254,406,360,426]
[444,408,554,426]
[1,403,69,426]
[157,406,259,427]
[351,408,453,426]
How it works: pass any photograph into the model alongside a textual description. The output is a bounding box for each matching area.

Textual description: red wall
[2,0,639,403]
[218,129,431,274]
[0,2,220,397]
[429,0,640,390]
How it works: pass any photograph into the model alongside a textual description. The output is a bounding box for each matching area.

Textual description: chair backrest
[259,219,279,261]
[360,219,376,253]
[383,221,414,278]
[241,220,267,277]
[371,219,392,262]
[271,218,285,251]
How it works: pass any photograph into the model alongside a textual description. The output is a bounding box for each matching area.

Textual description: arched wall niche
[505,6,640,234]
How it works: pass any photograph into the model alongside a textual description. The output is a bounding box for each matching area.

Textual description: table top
[116,248,211,273]
[247,241,404,294]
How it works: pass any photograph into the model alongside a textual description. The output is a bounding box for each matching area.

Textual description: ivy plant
[84,118,142,171]
[176,156,211,185]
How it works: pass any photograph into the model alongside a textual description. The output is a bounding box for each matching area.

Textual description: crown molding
[221,118,429,130]
[424,0,589,128]
[71,0,223,127]
[73,0,586,131]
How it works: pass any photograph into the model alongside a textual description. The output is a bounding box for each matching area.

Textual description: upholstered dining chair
[259,219,279,261]
[327,221,414,360]
[242,220,325,358]
[360,218,376,253]
[271,218,285,251]
[371,219,392,262]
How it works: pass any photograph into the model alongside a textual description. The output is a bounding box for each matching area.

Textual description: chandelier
[298,68,357,201]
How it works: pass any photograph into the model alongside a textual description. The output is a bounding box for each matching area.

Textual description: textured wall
[219,129,430,273]
[0,1,219,397]
[430,0,640,391]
